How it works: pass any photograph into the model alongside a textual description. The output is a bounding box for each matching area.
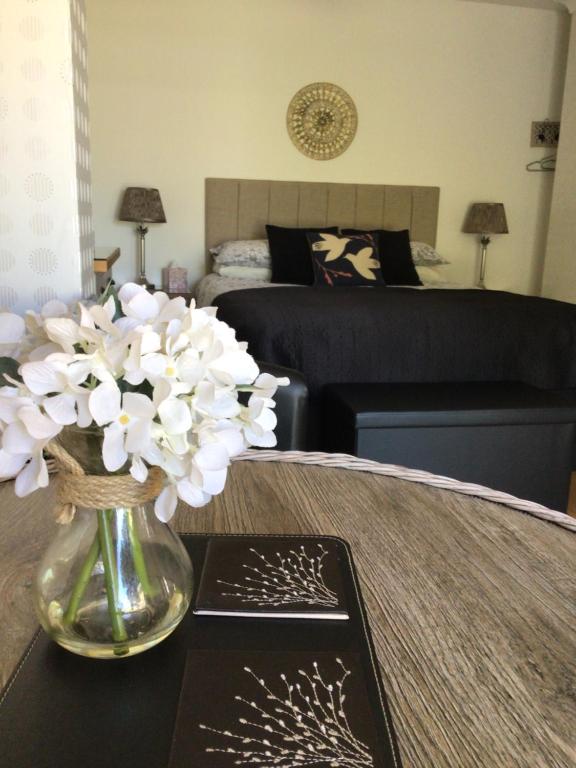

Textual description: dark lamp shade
[119,187,166,224]
[463,203,508,235]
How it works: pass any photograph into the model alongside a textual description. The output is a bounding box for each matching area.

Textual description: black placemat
[0,534,402,768]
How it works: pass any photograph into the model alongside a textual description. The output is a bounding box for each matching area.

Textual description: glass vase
[33,427,193,659]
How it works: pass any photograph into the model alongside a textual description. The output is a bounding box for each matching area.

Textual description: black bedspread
[214,287,576,394]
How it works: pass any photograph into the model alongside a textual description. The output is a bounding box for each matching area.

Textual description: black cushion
[307,232,385,287]
[342,228,421,286]
[267,224,338,285]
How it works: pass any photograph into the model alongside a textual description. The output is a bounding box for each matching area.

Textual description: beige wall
[0,0,95,312]
[86,0,569,293]
[542,12,576,302]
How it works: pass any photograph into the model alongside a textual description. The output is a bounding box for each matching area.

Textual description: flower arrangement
[0,283,287,521]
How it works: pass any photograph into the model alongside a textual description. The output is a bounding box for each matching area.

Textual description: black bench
[257,361,308,451]
[323,382,576,511]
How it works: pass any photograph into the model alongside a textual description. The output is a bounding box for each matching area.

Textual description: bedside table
[94,247,120,293]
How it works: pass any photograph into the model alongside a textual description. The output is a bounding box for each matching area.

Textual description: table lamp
[463,202,508,289]
[119,187,166,289]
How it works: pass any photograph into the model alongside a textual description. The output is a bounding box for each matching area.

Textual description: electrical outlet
[531,121,560,148]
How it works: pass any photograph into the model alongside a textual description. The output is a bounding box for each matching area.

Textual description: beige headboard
[205,178,440,269]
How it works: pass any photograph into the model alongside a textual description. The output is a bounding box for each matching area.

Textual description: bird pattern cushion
[307,232,385,287]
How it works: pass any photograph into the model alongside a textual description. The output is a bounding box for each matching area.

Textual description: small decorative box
[162,266,188,293]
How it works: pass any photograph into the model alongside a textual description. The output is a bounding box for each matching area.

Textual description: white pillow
[410,241,450,267]
[210,239,270,268]
[214,264,272,281]
[416,265,447,285]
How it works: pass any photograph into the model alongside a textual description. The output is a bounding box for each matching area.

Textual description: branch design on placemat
[216,544,338,607]
[199,659,374,767]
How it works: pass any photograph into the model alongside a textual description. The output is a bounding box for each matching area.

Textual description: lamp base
[136,275,155,291]
[478,235,490,290]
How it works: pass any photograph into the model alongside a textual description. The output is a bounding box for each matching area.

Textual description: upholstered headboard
[205,178,440,269]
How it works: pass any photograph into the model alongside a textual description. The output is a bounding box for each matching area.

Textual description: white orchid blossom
[0,385,61,495]
[0,313,26,358]
[98,391,157,474]
[0,285,289,520]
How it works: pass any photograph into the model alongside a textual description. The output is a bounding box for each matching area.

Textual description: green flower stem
[127,509,156,598]
[63,531,100,626]
[97,509,128,644]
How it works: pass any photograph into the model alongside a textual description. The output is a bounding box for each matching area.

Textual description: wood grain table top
[1,458,574,767]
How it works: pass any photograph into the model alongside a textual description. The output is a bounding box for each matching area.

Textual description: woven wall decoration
[287,82,358,161]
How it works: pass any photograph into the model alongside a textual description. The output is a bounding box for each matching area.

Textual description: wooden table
[1,457,575,767]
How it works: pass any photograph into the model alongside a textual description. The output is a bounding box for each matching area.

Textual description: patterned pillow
[210,239,271,268]
[342,228,421,286]
[307,232,385,287]
[410,241,450,267]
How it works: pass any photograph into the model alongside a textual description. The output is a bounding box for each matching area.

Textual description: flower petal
[0,388,26,424]
[14,454,49,496]
[201,425,245,457]
[40,300,68,318]
[125,418,151,454]
[158,398,192,435]
[124,291,159,322]
[18,405,61,440]
[139,330,162,355]
[249,401,277,432]
[176,478,211,508]
[118,282,146,304]
[244,426,277,448]
[0,313,25,344]
[157,296,187,324]
[209,350,259,386]
[199,468,227,495]
[102,425,127,471]
[44,318,82,352]
[193,443,230,472]
[75,391,92,428]
[21,361,66,395]
[0,449,27,480]
[154,484,178,522]
[28,342,61,362]
[89,382,122,426]
[129,455,148,483]
[2,421,38,454]
[43,393,77,425]
[123,392,155,420]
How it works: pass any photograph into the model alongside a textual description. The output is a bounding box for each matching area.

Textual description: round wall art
[286,82,358,161]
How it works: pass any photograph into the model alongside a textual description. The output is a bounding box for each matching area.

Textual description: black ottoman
[323,382,576,511]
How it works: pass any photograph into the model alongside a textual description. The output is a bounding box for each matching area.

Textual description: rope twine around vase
[46,440,165,524]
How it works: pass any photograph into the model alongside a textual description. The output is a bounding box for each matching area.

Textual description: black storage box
[323,382,576,511]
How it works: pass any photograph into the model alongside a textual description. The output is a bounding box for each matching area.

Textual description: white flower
[21,356,91,426]
[252,372,290,400]
[101,391,156,473]
[0,313,26,358]
[192,381,241,419]
[118,283,187,330]
[242,395,278,447]
[0,290,290,521]
[0,385,61,496]
[207,348,260,386]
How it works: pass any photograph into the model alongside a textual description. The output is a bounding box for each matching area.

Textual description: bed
[197,178,576,453]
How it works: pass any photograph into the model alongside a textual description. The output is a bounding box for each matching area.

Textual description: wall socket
[531,121,560,148]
